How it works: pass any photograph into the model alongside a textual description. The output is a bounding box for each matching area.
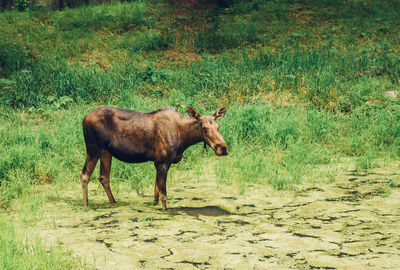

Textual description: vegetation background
[0,0,399,268]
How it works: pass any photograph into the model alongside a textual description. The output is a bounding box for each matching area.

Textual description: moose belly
[108,145,152,163]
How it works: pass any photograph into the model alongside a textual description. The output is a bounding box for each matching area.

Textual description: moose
[80,106,228,211]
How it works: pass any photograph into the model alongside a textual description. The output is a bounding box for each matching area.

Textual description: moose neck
[179,118,203,150]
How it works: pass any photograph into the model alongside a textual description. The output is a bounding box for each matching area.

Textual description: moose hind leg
[99,150,116,205]
[80,154,100,207]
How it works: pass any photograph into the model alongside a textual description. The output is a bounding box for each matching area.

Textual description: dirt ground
[18,161,400,269]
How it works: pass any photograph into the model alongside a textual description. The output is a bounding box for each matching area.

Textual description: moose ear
[213,107,227,120]
[187,107,201,120]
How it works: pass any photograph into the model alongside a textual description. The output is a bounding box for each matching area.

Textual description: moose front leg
[154,162,171,211]
[154,182,159,204]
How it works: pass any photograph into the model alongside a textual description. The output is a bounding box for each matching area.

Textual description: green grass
[0,215,87,269]
[0,0,399,202]
[1,100,398,204]
[1,0,400,265]
[52,2,150,32]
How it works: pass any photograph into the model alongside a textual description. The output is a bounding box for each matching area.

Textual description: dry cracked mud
[15,161,400,269]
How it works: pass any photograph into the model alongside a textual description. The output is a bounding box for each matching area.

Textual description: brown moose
[80,106,228,211]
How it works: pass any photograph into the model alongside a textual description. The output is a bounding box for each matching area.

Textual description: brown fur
[80,106,228,210]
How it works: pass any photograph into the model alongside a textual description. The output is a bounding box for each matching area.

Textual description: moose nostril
[215,144,228,156]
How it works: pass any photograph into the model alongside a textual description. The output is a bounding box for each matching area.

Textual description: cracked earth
[18,161,400,269]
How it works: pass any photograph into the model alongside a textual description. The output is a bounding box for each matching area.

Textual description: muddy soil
[18,162,400,269]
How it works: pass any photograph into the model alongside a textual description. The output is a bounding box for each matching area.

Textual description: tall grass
[5,47,398,109]
[1,98,398,207]
[0,0,399,200]
[119,30,174,53]
[1,0,399,109]
[52,2,150,32]
[195,19,260,52]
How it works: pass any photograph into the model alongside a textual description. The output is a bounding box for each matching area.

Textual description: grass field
[1,0,400,268]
